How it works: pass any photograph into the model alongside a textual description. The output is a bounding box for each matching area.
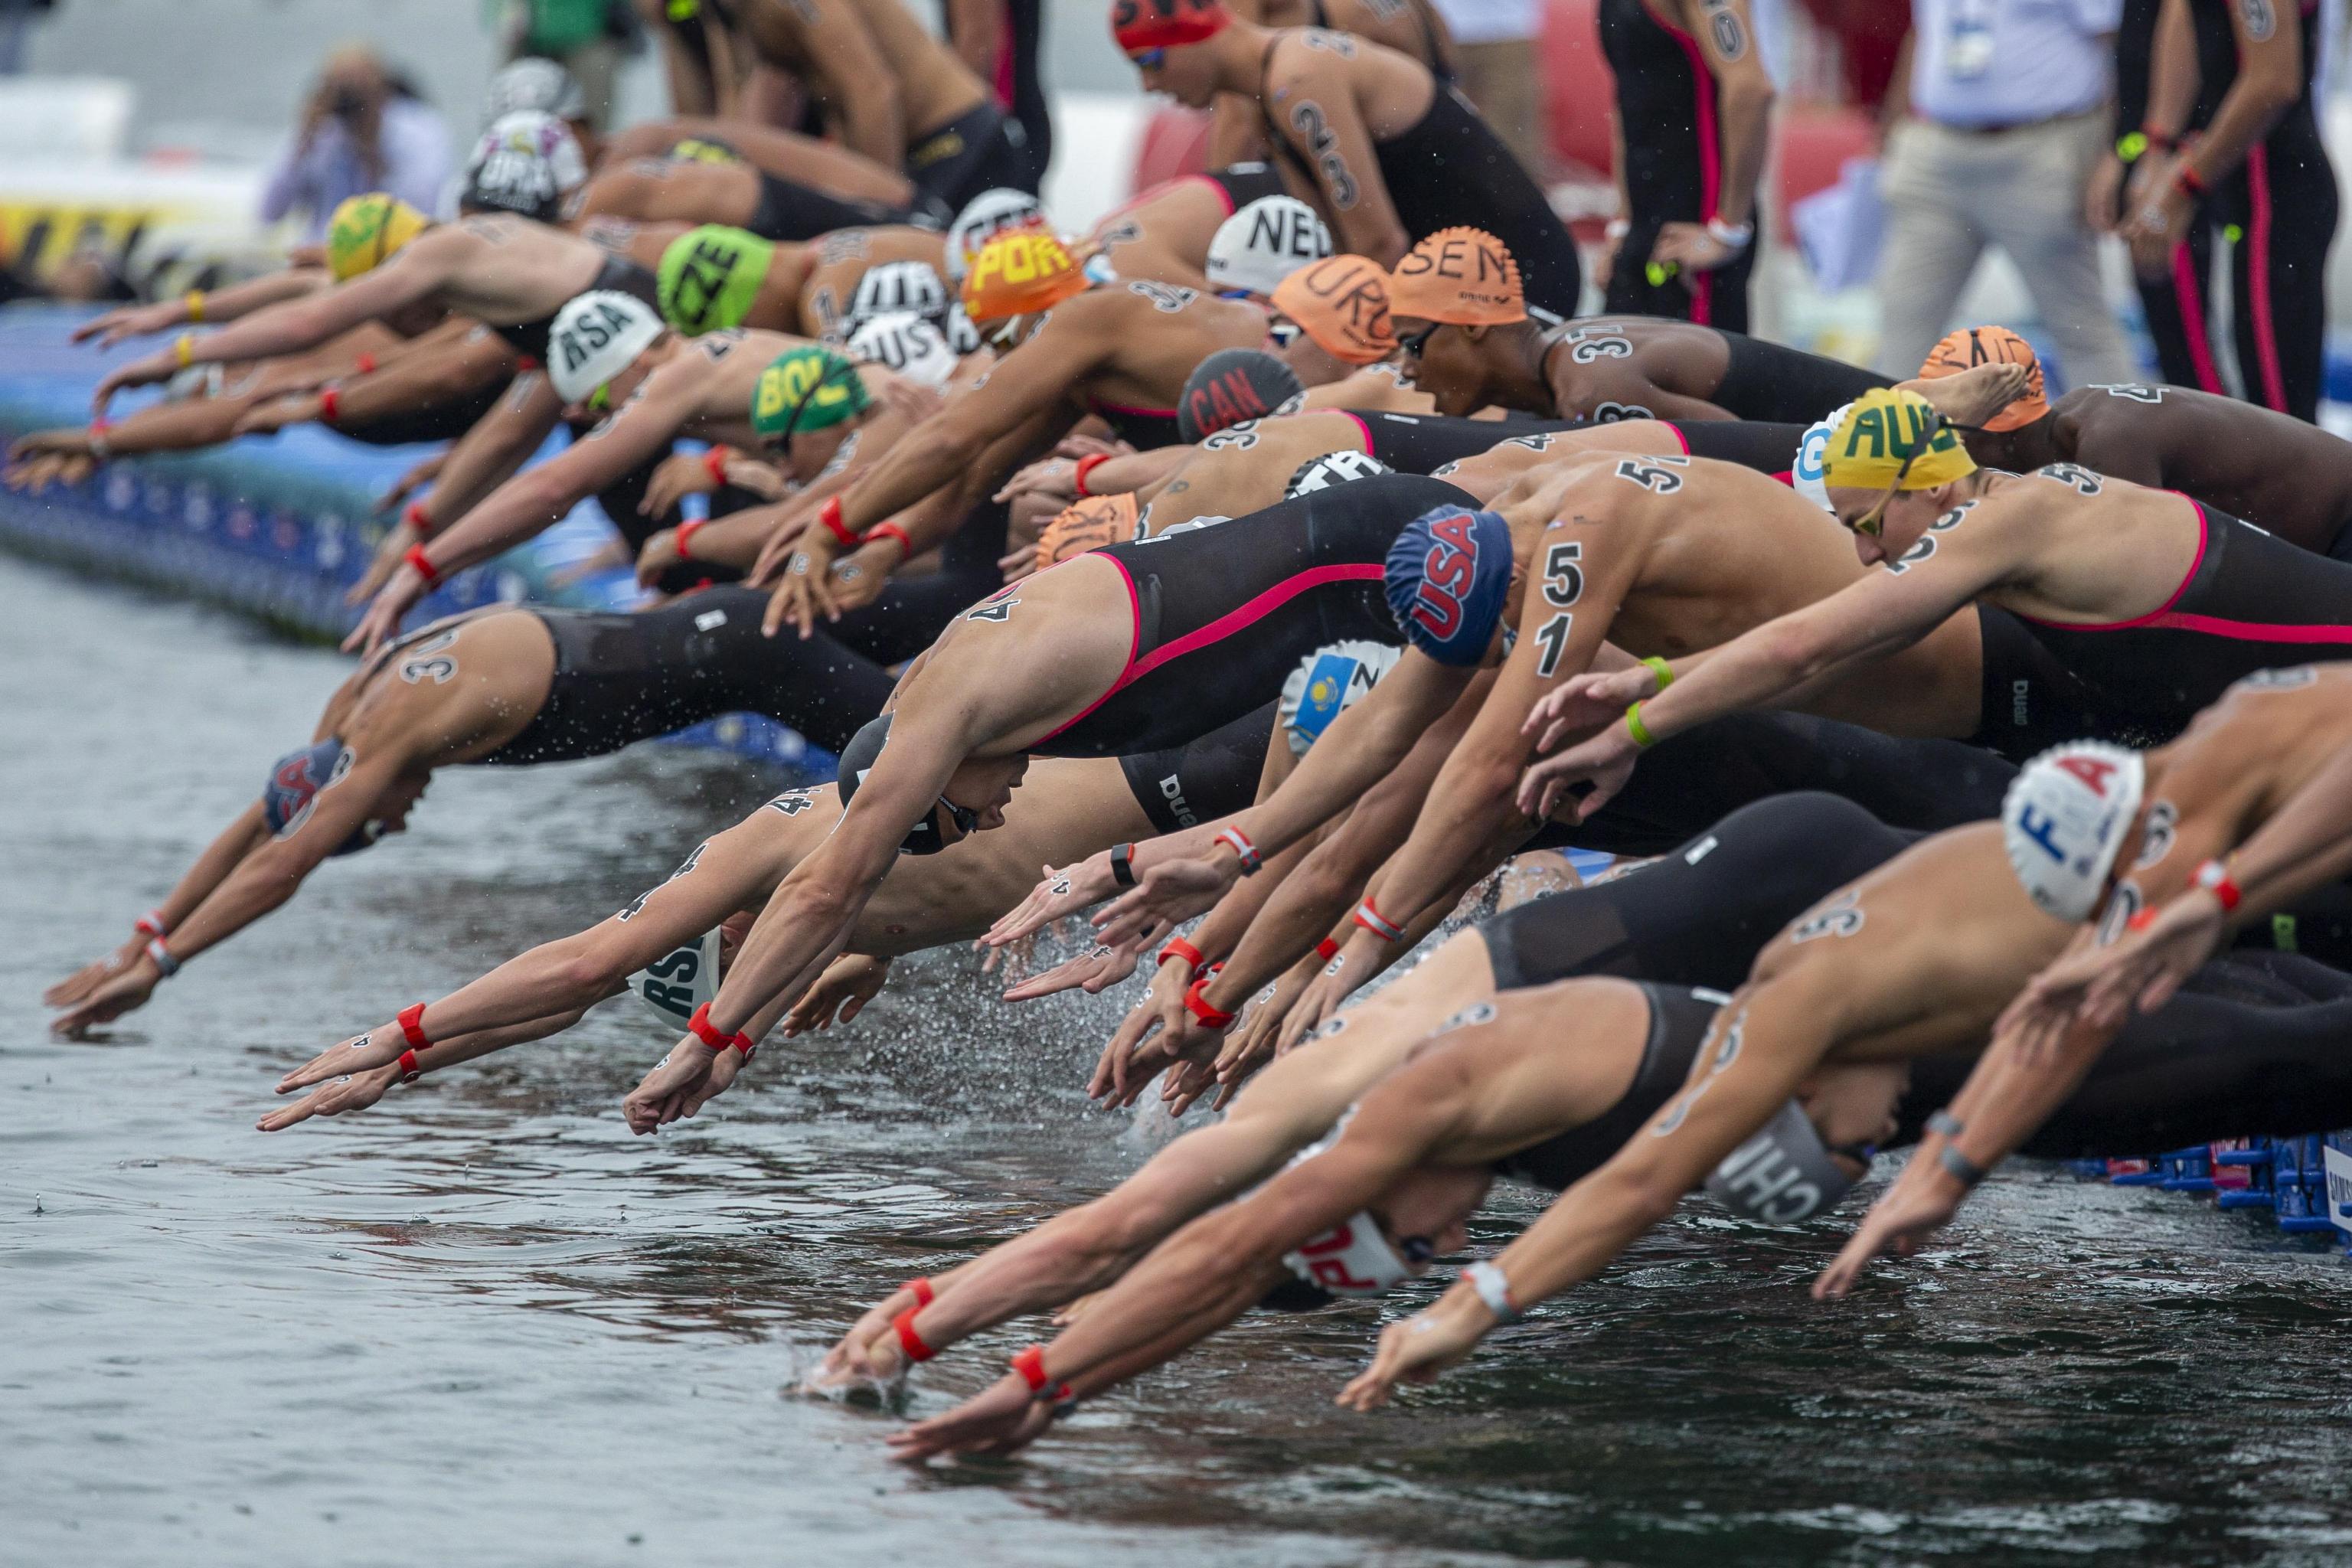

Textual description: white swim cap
[1285,449,1393,498]
[2001,740,2147,922]
[484,57,586,125]
[847,260,949,329]
[1704,1098,1863,1225]
[1207,196,1333,297]
[847,311,956,389]
[1792,400,1848,513]
[942,302,982,355]
[1282,1210,1419,1297]
[547,289,665,404]
[1279,639,1401,756]
[946,188,1047,281]
[462,110,588,220]
[628,928,723,1029]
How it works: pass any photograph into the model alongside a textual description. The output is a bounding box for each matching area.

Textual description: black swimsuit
[495,256,661,363]
[1260,42,1580,320]
[1028,472,1474,756]
[1342,409,1581,472]
[1205,162,1291,214]
[1119,701,1275,833]
[1494,982,1723,1190]
[903,100,1027,212]
[747,170,937,241]
[1702,329,1889,423]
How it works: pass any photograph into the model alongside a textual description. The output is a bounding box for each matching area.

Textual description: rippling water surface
[9,555,2352,1567]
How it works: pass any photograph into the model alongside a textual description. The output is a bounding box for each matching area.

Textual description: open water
[8,555,2352,1567]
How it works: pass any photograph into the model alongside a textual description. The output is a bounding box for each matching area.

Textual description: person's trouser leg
[2230,140,2337,421]
[1874,122,1990,377]
[1454,39,1550,181]
[1984,114,2138,387]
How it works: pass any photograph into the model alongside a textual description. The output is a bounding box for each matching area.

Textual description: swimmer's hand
[622,1037,746,1133]
[1998,892,2223,1060]
[996,539,1039,583]
[44,939,145,1010]
[1090,855,1238,951]
[74,300,185,348]
[998,934,1145,1002]
[275,1027,406,1095]
[256,1060,401,1132]
[640,449,723,519]
[1522,665,1655,758]
[815,1285,925,1388]
[347,514,426,605]
[993,455,1079,506]
[782,954,890,1034]
[230,392,325,437]
[1650,221,1743,274]
[92,350,179,416]
[50,960,159,1037]
[374,451,446,517]
[1516,723,1639,825]
[886,1376,1053,1462]
[1336,1292,1490,1413]
[1812,1155,1968,1301]
[4,450,96,493]
[343,567,427,658]
[1088,955,1217,1108]
[982,854,1122,948]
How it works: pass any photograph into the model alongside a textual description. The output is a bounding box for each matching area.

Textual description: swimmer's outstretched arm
[240,322,518,439]
[45,805,271,1013]
[75,267,331,348]
[257,1005,593,1132]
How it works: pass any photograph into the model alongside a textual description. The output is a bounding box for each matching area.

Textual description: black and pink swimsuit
[1028,472,1474,757]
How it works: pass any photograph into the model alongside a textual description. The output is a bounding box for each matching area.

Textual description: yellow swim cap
[325,193,429,282]
[1820,387,1978,492]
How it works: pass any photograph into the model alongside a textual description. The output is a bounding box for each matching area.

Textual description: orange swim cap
[1271,254,1397,365]
[1919,325,2050,433]
[1111,0,1231,53]
[960,227,1089,322]
[1039,493,1142,567]
[1385,227,1525,325]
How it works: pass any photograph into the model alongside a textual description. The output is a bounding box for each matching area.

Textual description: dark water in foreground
[8,555,2352,1568]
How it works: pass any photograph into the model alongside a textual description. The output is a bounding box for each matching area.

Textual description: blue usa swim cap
[1383,506,1513,666]
[261,738,381,856]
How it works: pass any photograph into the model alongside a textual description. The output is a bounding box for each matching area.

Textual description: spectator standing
[942,0,1050,192]
[259,48,453,243]
[1876,0,2138,385]
[1429,0,1550,176]
[487,0,632,129]
[0,0,54,75]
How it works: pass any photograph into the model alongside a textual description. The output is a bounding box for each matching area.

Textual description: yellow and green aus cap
[325,193,429,282]
[750,345,873,440]
[1820,387,1978,492]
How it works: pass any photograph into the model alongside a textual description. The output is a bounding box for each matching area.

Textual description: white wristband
[1705,216,1754,250]
[1464,1259,1520,1323]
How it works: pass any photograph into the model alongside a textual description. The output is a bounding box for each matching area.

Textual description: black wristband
[1926,1109,1966,1138]
[1939,1144,1988,1188]
[1109,842,1136,887]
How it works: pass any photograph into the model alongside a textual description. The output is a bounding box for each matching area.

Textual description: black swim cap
[1178,348,1305,443]
[836,714,971,856]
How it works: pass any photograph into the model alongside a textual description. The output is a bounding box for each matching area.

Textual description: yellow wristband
[1625,701,1658,749]
[175,332,194,368]
[185,289,206,323]
[1640,655,1674,691]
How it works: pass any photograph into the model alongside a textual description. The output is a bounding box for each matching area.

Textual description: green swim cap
[750,346,872,440]
[658,225,776,335]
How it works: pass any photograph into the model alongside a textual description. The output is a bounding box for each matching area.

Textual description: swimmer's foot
[1915,361,2032,428]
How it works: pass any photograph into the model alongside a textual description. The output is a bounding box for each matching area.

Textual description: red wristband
[397,1048,422,1083]
[901,1276,936,1308]
[317,385,340,424]
[819,495,858,547]
[354,352,377,376]
[687,1001,754,1055]
[864,521,913,562]
[397,1002,430,1050]
[402,500,433,540]
[1158,936,1204,970]
[1183,970,1236,1030]
[2194,859,2241,913]
[514,354,539,373]
[1010,1344,1069,1400]
[2177,164,2208,198]
[704,445,730,485]
[893,1308,936,1363]
[1213,825,1261,874]
[1353,896,1404,942]
[1315,936,1340,962]
[674,518,704,559]
[2127,906,2158,932]
[134,909,168,939]
[403,545,443,588]
[1073,452,1111,498]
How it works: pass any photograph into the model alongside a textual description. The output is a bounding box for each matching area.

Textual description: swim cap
[655,225,776,335]
[835,713,974,855]
[1383,505,1513,665]
[961,228,1089,322]
[1386,227,1526,325]
[1704,1098,1864,1225]
[546,289,665,404]
[670,136,743,166]
[1272,254,1397,364]
[946,188,1048,282]
[483,57,586,124]
[1285,449,1393,497]
[1919,325,2051,433]
[1038,492,1142,566]
[260,738,381,856]
[1818,387,1977,492]
[628,927,723,1029]
[1281,1210,1419,1296]
[1279,639,1400,756]
[943,303,982,354]
[2001,740,2146,922]
[461,110,588,220]
[847,310,957,389]
[847,259,949,329]
[1206,196,1332,298]
[750,345,874,439]
[1791,400,1848,513]
[1112,0,1233,52]
[325,193,429,282]
[1178,347,1305,441]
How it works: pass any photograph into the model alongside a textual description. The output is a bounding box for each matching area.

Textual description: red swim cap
[1111,0,1232,53]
